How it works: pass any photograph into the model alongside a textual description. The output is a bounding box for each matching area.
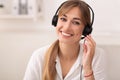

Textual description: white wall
[85,0,120,34]
[0,0,120,80]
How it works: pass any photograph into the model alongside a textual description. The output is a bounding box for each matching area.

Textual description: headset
[52,0,94,39]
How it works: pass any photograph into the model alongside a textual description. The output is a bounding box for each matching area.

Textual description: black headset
[52,1,94,38]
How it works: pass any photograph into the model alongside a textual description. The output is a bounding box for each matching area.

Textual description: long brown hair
[42,40,59,80]
[42,0,91,80]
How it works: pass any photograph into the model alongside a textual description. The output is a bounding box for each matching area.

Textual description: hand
[82,35,96,73]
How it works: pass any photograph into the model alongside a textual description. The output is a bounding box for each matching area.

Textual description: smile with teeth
[61,32,73,36]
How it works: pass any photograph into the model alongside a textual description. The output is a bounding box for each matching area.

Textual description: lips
[61,31,73,37]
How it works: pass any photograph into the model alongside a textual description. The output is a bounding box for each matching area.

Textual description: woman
[24,0,107,80]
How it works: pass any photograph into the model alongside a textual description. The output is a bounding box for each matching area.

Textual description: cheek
[55,25,61,35]
[76,32,82,38]
[76,28,84,35]
[56,21,63,33]
[55,27,59,34]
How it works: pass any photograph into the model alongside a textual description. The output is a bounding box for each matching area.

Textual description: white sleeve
[93,48,107,80]
[23,45,50,80]
[23,50,44,80]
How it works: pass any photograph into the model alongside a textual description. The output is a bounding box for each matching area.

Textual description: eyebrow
[63,14,82,21]
[73,18,81,21]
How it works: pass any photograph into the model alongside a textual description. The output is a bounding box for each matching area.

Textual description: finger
[84,36,95,53]
[86,35,96,48]
[83,42,87,53]
[88,35,96,46]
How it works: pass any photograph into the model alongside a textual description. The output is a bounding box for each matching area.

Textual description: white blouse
[23,44,107,80]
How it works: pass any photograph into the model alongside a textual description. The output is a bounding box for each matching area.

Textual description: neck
[58,42,80,60]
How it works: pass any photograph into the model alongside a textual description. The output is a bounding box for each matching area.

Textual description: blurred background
[0,0,120,80]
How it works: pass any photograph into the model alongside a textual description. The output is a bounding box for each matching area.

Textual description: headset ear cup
[82,25,92,37]
[52,15,58,27]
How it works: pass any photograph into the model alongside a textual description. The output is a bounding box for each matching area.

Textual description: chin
[58,38,78,45]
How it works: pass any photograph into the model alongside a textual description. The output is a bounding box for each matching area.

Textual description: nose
[63,21,71,31]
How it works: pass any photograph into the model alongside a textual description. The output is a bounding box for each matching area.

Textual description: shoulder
[94,47,106,59]
[92,46,107,67]
[26,45,51,68]
[24,45,51,80]
[26,44,51,68]
[93,47,107,80]
[31,45,51,61]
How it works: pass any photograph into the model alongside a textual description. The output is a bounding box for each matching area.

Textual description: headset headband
[53,1,94,27]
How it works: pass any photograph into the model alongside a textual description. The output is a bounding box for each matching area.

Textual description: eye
[72,21,81,25]
[60,17,67,22]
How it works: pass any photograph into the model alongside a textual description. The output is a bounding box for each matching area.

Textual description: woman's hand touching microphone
[82,35,96,77]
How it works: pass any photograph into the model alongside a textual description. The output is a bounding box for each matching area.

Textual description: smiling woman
[23,0,107,80]
[56,7,84,44]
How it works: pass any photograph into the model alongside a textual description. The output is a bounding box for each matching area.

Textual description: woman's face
[56,7,85,44]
